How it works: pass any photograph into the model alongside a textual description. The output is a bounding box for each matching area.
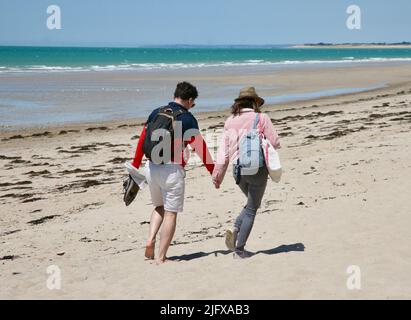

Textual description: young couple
[131,82,280,264]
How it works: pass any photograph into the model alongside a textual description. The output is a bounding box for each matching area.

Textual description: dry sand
[1,67,411,299]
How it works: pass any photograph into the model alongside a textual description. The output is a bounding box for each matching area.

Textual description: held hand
[212,177,220,189]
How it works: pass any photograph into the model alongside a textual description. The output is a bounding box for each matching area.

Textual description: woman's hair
[231,98,261,115]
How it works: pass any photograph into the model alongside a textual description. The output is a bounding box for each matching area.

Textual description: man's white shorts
[144,161,185,213]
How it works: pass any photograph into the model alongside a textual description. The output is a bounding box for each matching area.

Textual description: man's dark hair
[174,82,198,101]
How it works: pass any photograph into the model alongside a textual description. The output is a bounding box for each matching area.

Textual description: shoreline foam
[1,57,411,74]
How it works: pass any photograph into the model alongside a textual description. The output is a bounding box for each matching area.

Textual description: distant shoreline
[292,43,411,49]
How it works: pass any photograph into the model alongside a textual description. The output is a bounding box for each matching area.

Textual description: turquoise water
[1,46,411,72]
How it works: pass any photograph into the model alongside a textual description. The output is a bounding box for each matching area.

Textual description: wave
[1,57,411,73]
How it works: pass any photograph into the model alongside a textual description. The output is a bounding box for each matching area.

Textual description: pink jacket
[212,108,281,185]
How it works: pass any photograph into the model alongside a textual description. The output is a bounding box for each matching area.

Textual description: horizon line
[0,41,410,49]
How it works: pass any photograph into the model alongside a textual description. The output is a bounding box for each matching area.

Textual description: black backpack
[143,106,187,164]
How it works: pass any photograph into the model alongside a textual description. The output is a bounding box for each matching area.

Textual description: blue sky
[0,0,410,46]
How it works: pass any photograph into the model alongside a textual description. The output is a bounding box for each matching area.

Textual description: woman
[212,87,281,259]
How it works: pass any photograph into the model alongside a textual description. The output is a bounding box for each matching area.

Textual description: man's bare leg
[156,211,177,264]
[145,206,164,260]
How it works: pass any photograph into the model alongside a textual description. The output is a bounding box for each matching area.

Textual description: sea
[1,46,411,72]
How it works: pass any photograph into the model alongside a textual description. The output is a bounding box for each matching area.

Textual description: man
[131,82,214,264]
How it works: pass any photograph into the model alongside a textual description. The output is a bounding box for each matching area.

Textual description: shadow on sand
[168,243,305,262]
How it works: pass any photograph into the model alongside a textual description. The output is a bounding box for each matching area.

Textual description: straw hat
[235,87,265,107]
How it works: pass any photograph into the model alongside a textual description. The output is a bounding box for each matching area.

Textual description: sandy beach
[1,63,411,299]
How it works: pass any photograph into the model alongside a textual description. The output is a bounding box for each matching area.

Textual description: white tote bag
[261,137,282,182]
[124,161,147,189]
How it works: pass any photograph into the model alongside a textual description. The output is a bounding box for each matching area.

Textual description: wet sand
[2,63,411,129]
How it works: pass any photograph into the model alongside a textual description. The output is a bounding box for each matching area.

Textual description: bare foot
[144,241,155,260]
[154,258,176,265]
